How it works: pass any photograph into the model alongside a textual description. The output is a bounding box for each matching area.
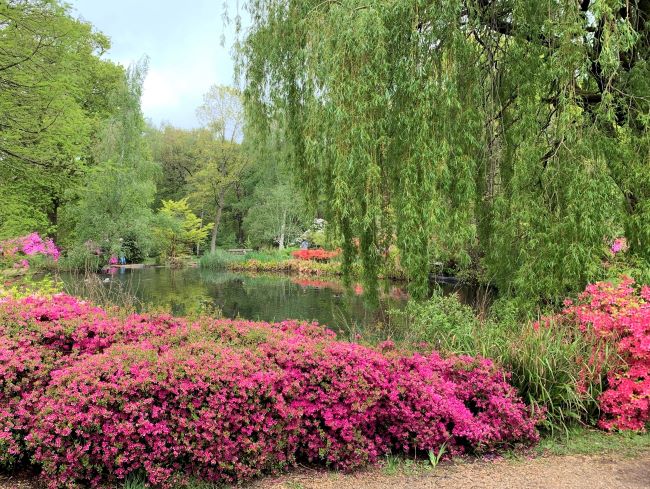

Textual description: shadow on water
[59,267,487,335]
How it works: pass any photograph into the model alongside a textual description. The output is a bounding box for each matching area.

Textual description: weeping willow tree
[237,0,650,302]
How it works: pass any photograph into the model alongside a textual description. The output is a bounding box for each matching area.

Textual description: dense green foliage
[188,86,249,252]
[393,293,611,432]
[238,0,650,301]
[63,59,158,260]
[0,1,314,266]
[153,199,213,261]
[145,85,313,254]
[0,0,124,239]
[243,130,311,248]
[147,125,205,205]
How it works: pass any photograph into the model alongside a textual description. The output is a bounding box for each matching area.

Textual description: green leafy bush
[394,293,612,433]
[198,249,243,270]
[57,244,103,272]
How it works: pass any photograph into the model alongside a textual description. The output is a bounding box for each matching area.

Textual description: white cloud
[69,0,246,129]
[141,69,182,111]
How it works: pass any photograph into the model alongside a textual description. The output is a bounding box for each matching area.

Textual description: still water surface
[61,267,408,333]
[61,267,479,334]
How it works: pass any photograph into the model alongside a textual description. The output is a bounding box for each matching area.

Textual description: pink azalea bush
[610,237,627,254]
[20,233,60,260]
[0,294,539,488]
[558,277,650,431]
[0,233,60,271]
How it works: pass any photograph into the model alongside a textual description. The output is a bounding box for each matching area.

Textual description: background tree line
[0,0,311,266]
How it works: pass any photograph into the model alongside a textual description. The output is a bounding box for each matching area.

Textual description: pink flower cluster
[0,294,539,488]
[610,237,626,254]
[559,277,649,431]
[0,233,60,264]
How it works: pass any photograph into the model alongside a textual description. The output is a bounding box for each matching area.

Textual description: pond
[60,267,480,335]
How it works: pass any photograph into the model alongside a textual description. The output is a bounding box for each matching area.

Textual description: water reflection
[60,267,407,333]
[60,267,489,335]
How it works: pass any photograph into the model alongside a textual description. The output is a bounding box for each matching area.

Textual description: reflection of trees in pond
[62,268,411,332]
[109,268,211,316]
[198,270,245,286]
[162,269,213,316]
[199,270,408,330]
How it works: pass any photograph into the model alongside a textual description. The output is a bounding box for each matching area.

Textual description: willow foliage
[238,0,650,301]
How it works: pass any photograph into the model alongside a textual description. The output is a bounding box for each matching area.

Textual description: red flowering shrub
[291,277,344,291]
[291,249,340,262]
[559,277,650,431]
[0,294,538,488]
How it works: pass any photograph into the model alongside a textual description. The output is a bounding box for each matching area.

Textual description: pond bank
[2,451,648,489]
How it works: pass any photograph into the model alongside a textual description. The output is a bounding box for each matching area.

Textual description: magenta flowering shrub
[381,353,540,456]
[0,233,60,268]
[0,294,538,488]
[0,334,56,466]
[27,343,295,487]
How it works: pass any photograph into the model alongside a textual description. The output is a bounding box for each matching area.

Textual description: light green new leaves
[238,0,650,302]
[154,198,213,259]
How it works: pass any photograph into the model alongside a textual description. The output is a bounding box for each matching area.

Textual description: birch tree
[189,85,248,252]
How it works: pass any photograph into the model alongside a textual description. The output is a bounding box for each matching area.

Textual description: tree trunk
[197,209,204,256]
[47,197,60,240]
[210,192,226,253]
[278,208,287,249]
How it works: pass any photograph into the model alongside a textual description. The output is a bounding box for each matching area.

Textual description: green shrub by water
[394,293,613,433]
[200,248,298,270]
[243,247,295,262]
[198,249,244,270]
[56,244,102,272]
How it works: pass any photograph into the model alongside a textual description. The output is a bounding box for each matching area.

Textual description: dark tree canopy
[238,0,650,301]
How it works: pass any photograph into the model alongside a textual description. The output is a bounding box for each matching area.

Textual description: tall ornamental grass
[198,249,243,270]
[394,294,607,432]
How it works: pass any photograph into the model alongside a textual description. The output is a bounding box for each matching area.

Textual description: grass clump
[198,249,243,270]
[199,248,296,270]
[393,292,613,434]
[537,428,650,457]
[243,247,296,262]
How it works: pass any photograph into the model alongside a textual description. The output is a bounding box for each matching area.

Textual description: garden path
[1,452,647,488]
[244,452,650,489]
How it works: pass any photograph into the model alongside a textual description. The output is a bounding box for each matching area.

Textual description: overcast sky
[69,0,245,129]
